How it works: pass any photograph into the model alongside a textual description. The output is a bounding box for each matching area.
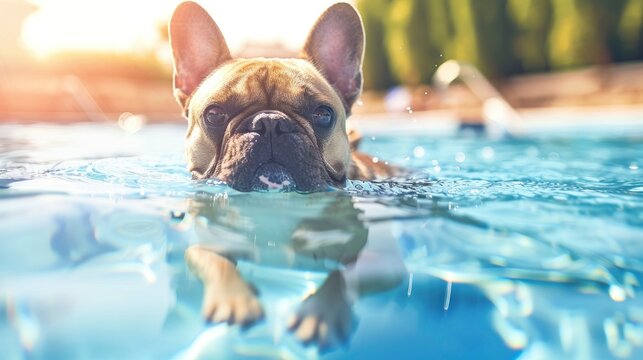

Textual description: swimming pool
[1,122,642,359]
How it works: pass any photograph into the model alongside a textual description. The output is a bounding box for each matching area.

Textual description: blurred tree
[425,0,453,70]
[474,0,514,76]
[548,0,614,68]
[616,0,643,61]
[597,1,629,63]
[356,0,396,90]
[384,0,433,85]
[445,0,480,69]
[355,0,643,90]
[508,0,552,72]
[448,0,513,77]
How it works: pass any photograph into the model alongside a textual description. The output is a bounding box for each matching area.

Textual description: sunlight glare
[23,0,172,57]
[22,0,344,58]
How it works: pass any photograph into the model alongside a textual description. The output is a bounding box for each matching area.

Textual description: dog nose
[249,111,295,136]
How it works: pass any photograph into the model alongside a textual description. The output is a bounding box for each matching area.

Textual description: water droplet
[609,285,627,302]
[405,106,413,114]
[424,91,428,95]
[455,152,466,163]
[481,146,495,160]
[372,157,379,164]
[118,112,146,134]
[413,146,425,158]
[526,146,539,157]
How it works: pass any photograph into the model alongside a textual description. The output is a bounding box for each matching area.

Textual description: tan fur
[168,1,404,348]
[170,1,397,190]
[186,58,351,184]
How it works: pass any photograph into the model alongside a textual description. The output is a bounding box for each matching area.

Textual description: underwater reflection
[182,191,407,350]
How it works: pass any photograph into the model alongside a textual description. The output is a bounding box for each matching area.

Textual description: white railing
[434,60,521,138]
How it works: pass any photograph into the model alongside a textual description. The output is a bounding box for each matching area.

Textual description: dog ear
[302,3,364,114]
[169,1,231,111]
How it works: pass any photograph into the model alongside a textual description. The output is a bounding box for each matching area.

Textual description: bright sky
[22,0,344,57]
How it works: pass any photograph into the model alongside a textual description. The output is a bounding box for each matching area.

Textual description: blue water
[1,123,642,359]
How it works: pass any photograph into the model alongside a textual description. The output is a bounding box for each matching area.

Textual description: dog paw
[287,271,353,348]
[201,282,264,327]
[185,245,264,327]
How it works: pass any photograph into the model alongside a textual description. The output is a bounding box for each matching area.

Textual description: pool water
[1,123,642,359]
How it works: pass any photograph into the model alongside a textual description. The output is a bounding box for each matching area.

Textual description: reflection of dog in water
[185,192,406,348]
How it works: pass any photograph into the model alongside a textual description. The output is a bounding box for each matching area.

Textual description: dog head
[169,1,364,192]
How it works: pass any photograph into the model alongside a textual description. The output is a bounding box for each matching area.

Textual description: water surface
[1,123,642,359]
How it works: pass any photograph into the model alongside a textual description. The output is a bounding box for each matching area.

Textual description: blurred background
[1,0,642,123]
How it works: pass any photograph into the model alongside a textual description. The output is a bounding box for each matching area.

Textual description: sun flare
[21,0,344,58]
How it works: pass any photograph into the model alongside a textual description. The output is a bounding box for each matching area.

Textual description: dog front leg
[185,245,263,326]
[287,270,353,348]
[288,226,407,348]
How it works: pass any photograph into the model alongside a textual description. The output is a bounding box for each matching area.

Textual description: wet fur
[168,1,403,348]
[170,2,395,191]
[185,59,346,191]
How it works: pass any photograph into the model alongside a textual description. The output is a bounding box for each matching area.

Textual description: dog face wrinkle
[185,59,349,191]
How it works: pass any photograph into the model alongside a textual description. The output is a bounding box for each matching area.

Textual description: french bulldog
[169,1,395,192]
[169,1,405,348]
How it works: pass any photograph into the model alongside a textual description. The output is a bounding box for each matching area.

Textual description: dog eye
[312,106,334,128]
[204,106,229,127]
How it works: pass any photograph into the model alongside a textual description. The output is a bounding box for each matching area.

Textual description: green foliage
[384,0,433,85]
[617,0,643,60]
[449,0,514,76]
[358,0,643,90]
[508,0,552,72]
[357,0,396,90]
[548,0,617,68]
